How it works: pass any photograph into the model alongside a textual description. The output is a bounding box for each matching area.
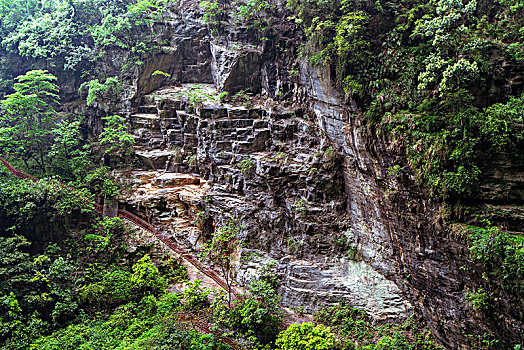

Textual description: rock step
[131,113,159,119]
[212,119,254,129]
[199,106,228,119]
[157,99,183,111]
[133,129,164,139]
[160,118,182,129]
[131,114,161,129]
[153,173,201,187]
[139,105,158,114]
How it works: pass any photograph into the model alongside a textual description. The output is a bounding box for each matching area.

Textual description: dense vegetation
[0,0,170,103]
[0,0,522,348]
[284,0,524,198]
[282,1,523,347]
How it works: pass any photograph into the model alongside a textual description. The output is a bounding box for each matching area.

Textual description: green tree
[48,117,93,180]
[130,255,166,297]
[0,70,59,174]
[276,322,336,350]
[413,0,480,94]
[0,235,32,296]
[200,219,242,306]
[129,0,168,40]
[3,8,77,59]
[213,280,283,345]
[98,114,135,158]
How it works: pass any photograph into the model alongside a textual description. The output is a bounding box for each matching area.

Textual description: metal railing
[0,157,38,181]
[176,312,245,350]
[0,156,245,350]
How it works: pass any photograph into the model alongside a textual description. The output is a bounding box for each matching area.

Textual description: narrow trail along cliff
[0,155,246,350]
[0,0,522,348]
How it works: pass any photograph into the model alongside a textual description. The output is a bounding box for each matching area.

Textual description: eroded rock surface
[120,86,413,322]
[88,3,523,348]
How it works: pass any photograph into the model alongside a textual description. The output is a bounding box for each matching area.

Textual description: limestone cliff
[2,1,522,349]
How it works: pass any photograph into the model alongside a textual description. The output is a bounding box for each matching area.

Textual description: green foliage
[213,280,283,345]
[80,77,120,107]
[468,226,524,294]
[479,94,524,150]
[0,0,156,77]
[182,279,210,311]
[91,12,132,50]
[288,0,524,202]
[0,0,169,87]
[231,90,253,108]
[158,257,187,284]
[294,197,307,214]
[382,93,524,197]
[129,0,169,24]
[80,266,133,305]
[199,0,273,36]
[0,70,59,174]
[287,0,374,97]
[315,301,372,344]
[0,0,39,38]
[130,255,167,296]
[48,117,93,181]
[314,302,441,349]
[98,114,135,156]
[83,166,121,199]
[0,236,32,295]
[0,218,182,349]
[87,217,126,252]
[200,219,243,306]
[465,289,489,310]
[0,176,95,228]
[199,0,224,25]
[181,84,224,109]
[237,157,255,174]
[28,292,229,350]
[218,91,228,102]
[2,0,79,59]
[276,322,335,350]
[232,0,273,35]
[413,0,480,93]
[151,70,171,78]
[0,71,93,179]
[463,332,499,350]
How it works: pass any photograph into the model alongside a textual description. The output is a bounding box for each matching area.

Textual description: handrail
[117,208,239,297]
[177,312,245,350]
[0,155,245,350]
[0,157,38,182]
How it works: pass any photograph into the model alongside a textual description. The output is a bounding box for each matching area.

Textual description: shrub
[182,280,210,311]
[130,255,167,297]
[80,77,120,107]
[468,226,524,293]
[213,280,283,345]
[276,322,336,350]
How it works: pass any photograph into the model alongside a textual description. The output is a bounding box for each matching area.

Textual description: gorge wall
[106,5,522,348]
[2,1,522,349]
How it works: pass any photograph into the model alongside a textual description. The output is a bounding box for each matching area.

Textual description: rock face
[298,60,524,348]
[136,18,214,97]
[211,43,263,94]
[122,85,413,321]
[13,1,519,348]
